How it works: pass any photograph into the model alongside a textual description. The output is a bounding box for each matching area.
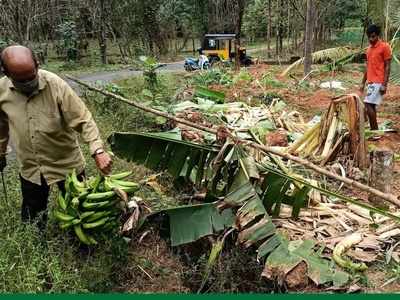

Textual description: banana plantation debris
[68,75,400,289]
[67,75,400,207]
[109,131,400,288]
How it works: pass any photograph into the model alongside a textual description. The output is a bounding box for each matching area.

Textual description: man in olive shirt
[0,45,112,227]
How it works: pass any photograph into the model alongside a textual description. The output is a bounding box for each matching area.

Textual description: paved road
[67,46,265,88]
[66,60,185,90]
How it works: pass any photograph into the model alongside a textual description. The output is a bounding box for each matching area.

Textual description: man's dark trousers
[20,172,84,230]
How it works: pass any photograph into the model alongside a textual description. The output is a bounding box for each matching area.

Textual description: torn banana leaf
[155,202,234,247]
[263,236,349,287]
[108,132,219,181]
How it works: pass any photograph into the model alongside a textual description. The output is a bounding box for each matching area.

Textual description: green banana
[71,169,85,189]
[54,210,75,222]
[72,218,81,225]
[60,221,74,229]
[101,200,119,209]
[89,175,103,193]
[119,186,139,193]
[64,174,71,193]
[67,180,81,196]
[66,206,78,218]
[86,235,98,245]
[94,181,103,191]
[111,179,139,188]
[58,192,67,211]
[80,211,96,220]
[55,170,138,245]
[82,217,109,229]
[64,192,71,207]
[105,177,139,193]
[109,171,132,180]
[104,177,115,191]
[82,200,111,210]
[85,211,111,222]
[86,191,115,201]
[78,191,89,200]
[73,225,92,245]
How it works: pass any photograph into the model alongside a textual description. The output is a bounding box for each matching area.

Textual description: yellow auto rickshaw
[201,33,252,66]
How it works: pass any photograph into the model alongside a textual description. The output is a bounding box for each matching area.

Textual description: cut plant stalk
[288,123,320,154]
[321,113,338,158]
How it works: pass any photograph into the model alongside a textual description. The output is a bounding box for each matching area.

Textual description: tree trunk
[98,0,107,64]
[368,149,394,209]
[287,2,291,53]
[267,0,272,58]
[304,0,314,76]
[384,0,390,41]
[234,0,245,70]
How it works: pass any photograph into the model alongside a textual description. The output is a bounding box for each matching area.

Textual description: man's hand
[0,156,6,172]
[94,152,112,175]
[359,85,365,95]
[380,85,387,95]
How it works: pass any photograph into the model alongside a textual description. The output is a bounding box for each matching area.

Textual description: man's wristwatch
[92,148,105,157]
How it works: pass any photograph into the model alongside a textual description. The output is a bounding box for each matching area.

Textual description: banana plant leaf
[263,236,349,287]
[195,86,225,104]
[108,132,219,181]
[153,202,235,247]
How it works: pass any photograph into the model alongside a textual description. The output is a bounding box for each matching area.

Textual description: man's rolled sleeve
[58,80,104,155]
[383,44,392,61]
[0,109,9,156]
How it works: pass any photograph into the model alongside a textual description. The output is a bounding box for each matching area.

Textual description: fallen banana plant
[108,132,400,287]
[280,46,362,77]
[68,75,400,207]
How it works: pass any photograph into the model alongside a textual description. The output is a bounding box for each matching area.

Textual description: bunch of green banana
[54,169,139,245]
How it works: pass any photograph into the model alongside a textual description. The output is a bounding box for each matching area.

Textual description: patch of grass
[261,73,286,88]
[82,73,184,134]
[232,69,253,85]
[191,68,233,86]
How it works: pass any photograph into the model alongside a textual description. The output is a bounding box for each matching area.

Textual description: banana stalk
[289,123,321,154]
[321,114,338,158]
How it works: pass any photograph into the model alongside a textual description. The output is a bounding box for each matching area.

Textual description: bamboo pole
[66,75,400,208]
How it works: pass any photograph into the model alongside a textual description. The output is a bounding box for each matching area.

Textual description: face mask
[12,75,39,96]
